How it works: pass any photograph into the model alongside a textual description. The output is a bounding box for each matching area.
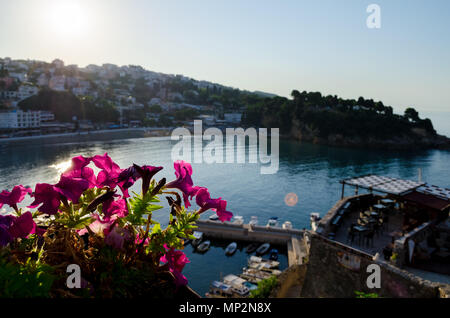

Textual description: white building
[1,91,17,99]
[51,59,64,69]
[17,84,38,100]
[37,73,49,86]
[8,72,27,82]
[0,110,44,129]
[49,75,66,91]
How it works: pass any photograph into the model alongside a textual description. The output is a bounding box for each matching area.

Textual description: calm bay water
[1,136,449,295]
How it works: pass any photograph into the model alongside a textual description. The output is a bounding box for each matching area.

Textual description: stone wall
[300,232,444,298]
[270,264,307,298]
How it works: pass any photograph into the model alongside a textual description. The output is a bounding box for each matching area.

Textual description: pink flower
[28,183,62,215]
[133,164,163,195]
[62,165,97,189]
[55,175,89,203]
[195,187,233,222]
[8,212,37,239]
[92,153,122,189]
[70,155,93,170]
[160,245,190,286]
[77,218,113,236]
[0,185,32,211]
[117,164,162,197]
[0,214,14,246]
[165,161,200,208]
[102,197,128,220]
[105,226,130,250]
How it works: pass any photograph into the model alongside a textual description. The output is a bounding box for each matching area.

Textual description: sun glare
[50,159,72,180]
[45,1,89,38]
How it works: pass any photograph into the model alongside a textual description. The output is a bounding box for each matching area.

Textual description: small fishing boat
[266,217,279,227]
[209,213,219,221]
[245,242,259,253]
[255,243,270,256]
[249,216,258,226]
[232,215,244,225]
[209,281,233,297]
[248,256,280,269]
[196,240,210,253]
[225,242,237,256]
[191,231,203,247]
[282,221,293,230]
[269,248,279,261]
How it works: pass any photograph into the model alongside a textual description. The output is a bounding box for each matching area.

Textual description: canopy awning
[341,175,424,195]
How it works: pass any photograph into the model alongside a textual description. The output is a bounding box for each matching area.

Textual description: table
[354,226,368,232]
[373,204,386,210]
[381,199,395,205]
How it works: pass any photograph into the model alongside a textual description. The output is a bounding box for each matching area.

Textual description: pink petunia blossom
[8,211,37,239]
[55,175,90,203]
[62,166,97,189]
[102,197,128,220]
[165,161,200,208]
[0,185,32,211]
[27,183,62,215]
[77,217,114,236]
[0,214,14,246]
[105,226,131,250]
[92,153,122,188]
[160,244,190,287]
[195,187,233,222]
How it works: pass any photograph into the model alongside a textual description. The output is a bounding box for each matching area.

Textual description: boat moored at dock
[225,242,237,255]
[255,243,270,256]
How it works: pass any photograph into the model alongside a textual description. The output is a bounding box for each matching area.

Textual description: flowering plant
[0,154,232,298]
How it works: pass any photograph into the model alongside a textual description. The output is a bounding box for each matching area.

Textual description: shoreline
[0,127,173,147]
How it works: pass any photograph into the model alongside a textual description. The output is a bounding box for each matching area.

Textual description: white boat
[209,213,219,221]
[225,242,237,255]
[266,217,279,227]
[191,231,203,247]
[282,221,293,229]
[223,274,250,297]
[209,281,233,296]
[248,256,280,268]
[196,240,210,253]
[232,215,244,225]
[249,216,258,226]
[255,243,270,256]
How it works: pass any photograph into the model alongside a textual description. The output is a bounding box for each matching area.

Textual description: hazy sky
[1,0,450,114]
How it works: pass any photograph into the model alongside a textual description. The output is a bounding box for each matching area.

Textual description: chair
[346,227,356,244]
[364,230,375,247]
[382,215,389,231]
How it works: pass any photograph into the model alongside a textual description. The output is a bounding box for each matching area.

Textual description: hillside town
[0,57,253,137]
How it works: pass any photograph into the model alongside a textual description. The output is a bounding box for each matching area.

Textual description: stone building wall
[300,232,444,298]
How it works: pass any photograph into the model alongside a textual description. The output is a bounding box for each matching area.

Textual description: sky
[1,0,450,117]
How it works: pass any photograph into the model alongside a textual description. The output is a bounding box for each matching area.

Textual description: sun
[45,1,89,38]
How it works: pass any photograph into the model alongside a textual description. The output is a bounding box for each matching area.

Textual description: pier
[194,220,307,266]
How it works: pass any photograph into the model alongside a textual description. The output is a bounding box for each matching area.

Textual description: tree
[291,89,301,100]
[404,107,420,122]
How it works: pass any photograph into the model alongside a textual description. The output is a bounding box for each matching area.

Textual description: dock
[194,220,306,266]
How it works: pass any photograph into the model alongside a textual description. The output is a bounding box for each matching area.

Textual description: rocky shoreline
[288,120,450,151]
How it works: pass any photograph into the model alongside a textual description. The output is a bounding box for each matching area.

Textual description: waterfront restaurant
[317,175,450,276]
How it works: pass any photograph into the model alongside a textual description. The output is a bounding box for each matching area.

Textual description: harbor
[189,216,309,298]
[194,218,307,267]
